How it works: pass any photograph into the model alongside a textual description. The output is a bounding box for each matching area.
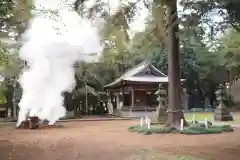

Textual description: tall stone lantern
[154,84,167,123]
[214,84,233,121]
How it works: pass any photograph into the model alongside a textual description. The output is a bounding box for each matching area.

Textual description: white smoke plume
[16,0,103,126]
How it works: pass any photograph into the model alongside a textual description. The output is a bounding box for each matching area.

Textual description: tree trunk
[4,84,14,118]
[165,0,187,128]
[85,83,88,114]
[63,92,73,111]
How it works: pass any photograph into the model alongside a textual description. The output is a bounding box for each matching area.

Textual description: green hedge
[128,124,234,135]
[181,124,234,135]
[128,125,177,135]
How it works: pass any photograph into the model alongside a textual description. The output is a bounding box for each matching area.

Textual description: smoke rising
[16,0,102,126]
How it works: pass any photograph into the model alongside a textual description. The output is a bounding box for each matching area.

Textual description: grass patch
[212,124,234,132]
[184,112,240,125]
[181,124,233,135]
[125,149,207,160]
[184,112,213,121]
[128,123,233,135]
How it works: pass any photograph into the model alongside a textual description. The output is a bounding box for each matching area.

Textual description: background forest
[1,0,240,117]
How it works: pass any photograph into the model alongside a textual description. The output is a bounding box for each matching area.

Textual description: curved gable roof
[104,61,169,89]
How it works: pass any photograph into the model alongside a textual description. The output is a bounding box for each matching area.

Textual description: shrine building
[104,61,185,111]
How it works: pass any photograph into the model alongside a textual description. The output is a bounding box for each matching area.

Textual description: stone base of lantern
[214,104,233,121]
[155,106,167,123]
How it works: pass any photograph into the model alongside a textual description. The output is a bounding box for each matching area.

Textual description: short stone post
[214,84,233,121]
[154,84,167,123]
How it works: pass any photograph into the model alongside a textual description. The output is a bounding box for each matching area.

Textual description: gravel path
[0,120,240,160]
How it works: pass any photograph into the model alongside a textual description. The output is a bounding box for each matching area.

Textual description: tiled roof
[104,60,180,88]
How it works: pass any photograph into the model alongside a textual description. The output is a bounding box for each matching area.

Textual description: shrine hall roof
[104,61,185,89]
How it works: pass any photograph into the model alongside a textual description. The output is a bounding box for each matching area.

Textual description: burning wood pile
[17,117,63,129]
[17,116,39,129]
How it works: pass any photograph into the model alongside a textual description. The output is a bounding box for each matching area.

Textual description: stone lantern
[214,84,233,121]
[154,84,167,123]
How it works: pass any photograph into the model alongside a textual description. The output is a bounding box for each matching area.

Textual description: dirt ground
[0,120,240,160]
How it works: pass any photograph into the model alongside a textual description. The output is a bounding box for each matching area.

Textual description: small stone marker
[180,119,184,131]
[205,118,208,128]
[212,115,215,126]
[145,116,148,124]
[192,114,196,124]
[147,119,151,129]
[140,117,143,127]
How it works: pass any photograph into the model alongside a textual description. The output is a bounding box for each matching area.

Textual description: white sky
[33,0,223,49]
[34,0,149,37]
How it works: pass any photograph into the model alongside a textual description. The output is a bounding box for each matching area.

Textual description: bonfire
[17,117,63,129]
[17,116,39,129]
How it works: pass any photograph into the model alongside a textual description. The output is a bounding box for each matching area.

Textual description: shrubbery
[128,123,234,135]
[128,125,177,135]
[182,123,233,134]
